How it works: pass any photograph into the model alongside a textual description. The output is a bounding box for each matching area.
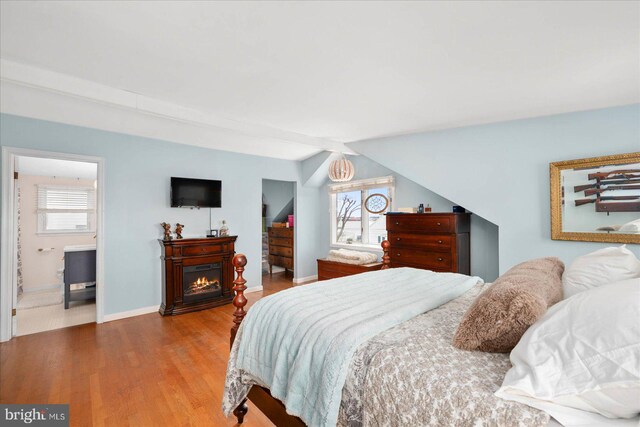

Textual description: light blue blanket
[233,267,482,426]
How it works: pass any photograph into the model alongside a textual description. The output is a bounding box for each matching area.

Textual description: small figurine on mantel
[220,220,229,237]
[161,222,172,241]
[175,223,184,239]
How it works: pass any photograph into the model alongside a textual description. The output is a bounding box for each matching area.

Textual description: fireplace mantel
[159,236,237,316]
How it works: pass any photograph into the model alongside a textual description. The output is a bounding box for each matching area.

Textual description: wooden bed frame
[229,240,391,425]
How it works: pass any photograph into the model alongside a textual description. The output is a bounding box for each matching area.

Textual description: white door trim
[0,147,106,342]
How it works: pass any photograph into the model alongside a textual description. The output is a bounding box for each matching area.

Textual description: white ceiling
[17,156,97,179]
[1,1,639,160]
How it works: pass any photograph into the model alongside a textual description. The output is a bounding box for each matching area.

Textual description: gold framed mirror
[550,152,640,244]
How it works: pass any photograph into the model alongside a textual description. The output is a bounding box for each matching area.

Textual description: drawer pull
[397,253,401,257]
[436,222,441,226]
[438,240,443,244]
[396,237,401,241]
[438,257,443,261]
[395,221,399,225]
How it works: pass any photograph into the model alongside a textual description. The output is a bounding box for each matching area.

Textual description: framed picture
[550,152,640,244]
[364,193,389,214]
[209,229,219,237]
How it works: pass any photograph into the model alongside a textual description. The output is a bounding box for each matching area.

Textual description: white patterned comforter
[337,282,549,426]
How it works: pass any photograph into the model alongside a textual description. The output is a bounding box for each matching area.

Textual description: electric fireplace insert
[182,263,223,303]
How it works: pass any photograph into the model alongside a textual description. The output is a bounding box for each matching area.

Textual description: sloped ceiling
[347,104,640,271]
[1,1,638,160]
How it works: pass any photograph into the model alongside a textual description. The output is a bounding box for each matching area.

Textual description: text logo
[1,405,69,426]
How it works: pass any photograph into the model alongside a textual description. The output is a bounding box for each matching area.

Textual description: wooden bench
[317,258,383,281]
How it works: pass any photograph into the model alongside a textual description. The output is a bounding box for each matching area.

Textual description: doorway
[1,148,104,341]
[262,179,295,288]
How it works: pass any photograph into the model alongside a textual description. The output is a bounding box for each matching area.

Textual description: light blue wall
[348,104,640,272]
[262,179,294,226]
[0,114,324,315]
[3,105,637,315]
[316,155,500,281]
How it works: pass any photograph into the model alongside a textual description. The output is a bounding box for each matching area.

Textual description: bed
[223,241,639,426]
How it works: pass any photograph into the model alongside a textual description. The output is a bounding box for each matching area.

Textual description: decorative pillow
[452,257,563,353]
[562,245,640,299]
[496,278,640,425]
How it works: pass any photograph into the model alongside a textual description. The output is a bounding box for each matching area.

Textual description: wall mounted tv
[171,177,222,208]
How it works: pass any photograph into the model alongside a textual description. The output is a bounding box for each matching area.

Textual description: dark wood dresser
[386,213,470,274]
[268,227,294,274]
[317,259,382,281]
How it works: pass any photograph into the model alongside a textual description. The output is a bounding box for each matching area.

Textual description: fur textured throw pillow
[453,257,564,353]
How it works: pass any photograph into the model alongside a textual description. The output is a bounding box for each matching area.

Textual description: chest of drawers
[386,213,470,274]
[268,227,294,274]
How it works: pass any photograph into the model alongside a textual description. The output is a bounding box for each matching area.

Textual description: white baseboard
[103,305,159,322]
[245,286,263,294]
[22,283,62,293]
[293,275,317,284]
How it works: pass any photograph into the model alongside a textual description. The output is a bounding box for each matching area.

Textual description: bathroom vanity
[63,244,96,309]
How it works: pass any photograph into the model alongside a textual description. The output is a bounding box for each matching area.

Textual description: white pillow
[496,278,640,426]
[619,218,640,233]
[562,246,640,298]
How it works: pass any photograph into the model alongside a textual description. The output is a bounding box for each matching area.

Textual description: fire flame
[188,277,220,292]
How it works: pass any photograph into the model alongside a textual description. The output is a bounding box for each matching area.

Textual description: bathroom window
[37,185,96,234]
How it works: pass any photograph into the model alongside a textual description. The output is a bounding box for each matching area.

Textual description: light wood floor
[0,272,300,427]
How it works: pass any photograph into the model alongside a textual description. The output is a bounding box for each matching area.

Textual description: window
[37,185,96,234]
[329,176,394,249]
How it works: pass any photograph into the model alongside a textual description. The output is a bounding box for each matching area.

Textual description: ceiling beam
[0,59,356,158]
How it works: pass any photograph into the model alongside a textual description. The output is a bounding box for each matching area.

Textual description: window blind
[37,185,96,213]
[36,185,96,233]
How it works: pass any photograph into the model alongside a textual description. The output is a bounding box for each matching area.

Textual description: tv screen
[171,177,221,208]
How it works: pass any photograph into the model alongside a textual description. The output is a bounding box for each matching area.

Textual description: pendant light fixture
[328,154,355,182]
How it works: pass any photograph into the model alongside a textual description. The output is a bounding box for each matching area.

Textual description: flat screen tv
[171,177,222,208]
